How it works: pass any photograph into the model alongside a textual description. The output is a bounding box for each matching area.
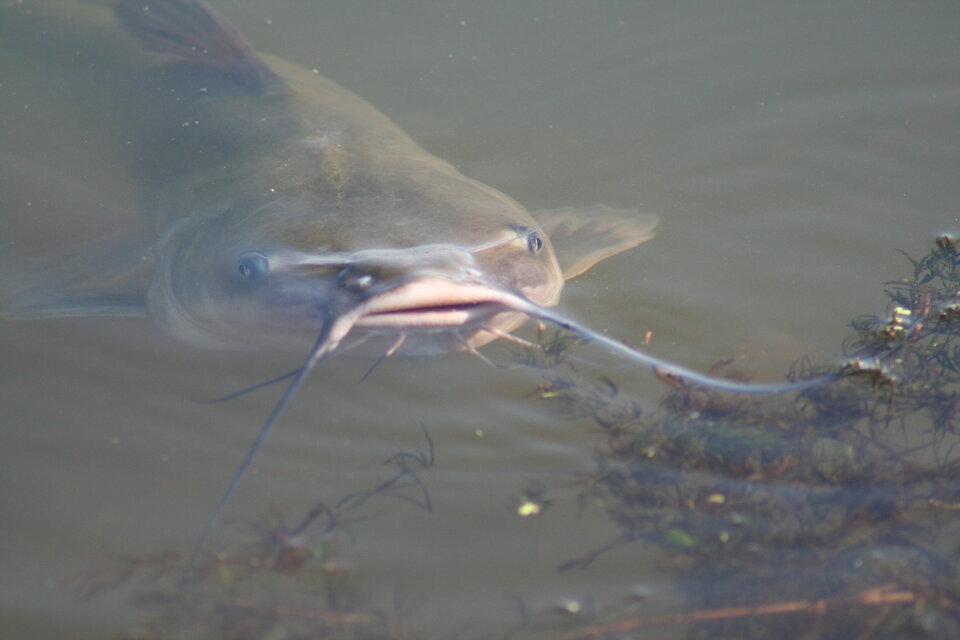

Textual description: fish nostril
[337,266,375,292]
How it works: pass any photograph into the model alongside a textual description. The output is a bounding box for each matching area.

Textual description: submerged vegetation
[70,433,435,640]
[73,239,960,639]
[520,236,960,639]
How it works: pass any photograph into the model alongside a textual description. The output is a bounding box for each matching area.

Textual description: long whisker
[204,369,299,403]
[384,333,407,357]
[182,308,339,586]
[204,336,376,404]
[455,331,497,367]
[478,322,615,374]
[358,345,392,383]
[497,295,839,394]
[358,333,406,383]
[478,325,539,350]
[359,353,389,384]
[333,332,373,357]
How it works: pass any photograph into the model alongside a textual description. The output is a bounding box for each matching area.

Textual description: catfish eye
[526,230,544,255]
[237,253,269,281]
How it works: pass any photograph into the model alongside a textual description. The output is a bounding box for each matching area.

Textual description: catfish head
[147,179,568,357]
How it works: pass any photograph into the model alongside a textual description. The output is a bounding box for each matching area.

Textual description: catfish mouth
[352,279,519,330]
[356,300,507,329]
[318,277,535,356]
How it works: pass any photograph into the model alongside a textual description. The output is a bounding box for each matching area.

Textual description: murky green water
[2,1,959,638]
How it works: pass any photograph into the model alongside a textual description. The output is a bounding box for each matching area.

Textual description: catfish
[0,0,835,579]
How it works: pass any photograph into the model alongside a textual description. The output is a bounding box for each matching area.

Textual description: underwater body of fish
[0,0,674,583]
[0,0,658,357]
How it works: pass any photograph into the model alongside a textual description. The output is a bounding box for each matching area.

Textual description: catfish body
[1,0,656,357]
[116,0,565,354]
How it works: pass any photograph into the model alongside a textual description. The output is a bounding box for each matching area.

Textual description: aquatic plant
[69,432,435,640]
[520,237,960,639]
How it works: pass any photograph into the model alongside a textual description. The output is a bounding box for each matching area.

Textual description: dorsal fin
[114,0,285,94]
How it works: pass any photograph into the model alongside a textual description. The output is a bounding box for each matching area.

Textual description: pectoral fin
[0,148,153,320]
[2,291,149,320]
[0,237,153,320]
[533,205,659,280]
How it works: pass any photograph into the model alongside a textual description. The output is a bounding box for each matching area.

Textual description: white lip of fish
[317,275,552,360]
[350,279,513,331]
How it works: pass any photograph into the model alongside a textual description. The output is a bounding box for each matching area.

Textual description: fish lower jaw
[354,301,504,330]
[347,277,528,332]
